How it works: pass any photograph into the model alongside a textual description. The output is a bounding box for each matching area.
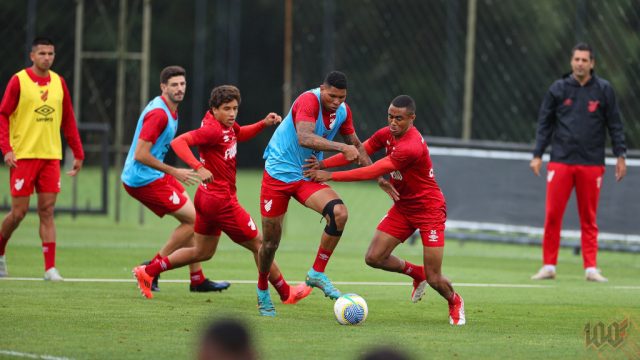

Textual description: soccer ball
[333,293,368,325]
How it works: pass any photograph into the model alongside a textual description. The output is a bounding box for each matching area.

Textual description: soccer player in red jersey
[304,95,466,325]
[0,37,84,281]
[133,85,312,305]
[122,66,229,294]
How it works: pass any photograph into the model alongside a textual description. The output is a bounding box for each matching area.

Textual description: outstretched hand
[173,168,201,186]
[302,154,323,171]
[263,113,282,126]
[378,178,399,201]
[304,169,331,182]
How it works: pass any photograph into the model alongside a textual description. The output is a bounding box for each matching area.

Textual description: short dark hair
[201,318,253,359]
[572,42,594,60]
[159,65,186,84]
[391,95,416,114]
[32,37,54,48]
[209,85,241,109]
[323,71,347,89]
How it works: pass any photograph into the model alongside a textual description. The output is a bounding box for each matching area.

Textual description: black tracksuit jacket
[533,72,627,165]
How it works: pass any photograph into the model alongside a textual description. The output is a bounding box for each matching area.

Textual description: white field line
[3,277,638,289]
[0,350,73,360]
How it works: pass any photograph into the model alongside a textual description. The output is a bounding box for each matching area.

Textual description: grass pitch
[0,169,638,359]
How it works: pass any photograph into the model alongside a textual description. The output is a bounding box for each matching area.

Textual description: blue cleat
[257,287,276,317]
[305,269,342,299]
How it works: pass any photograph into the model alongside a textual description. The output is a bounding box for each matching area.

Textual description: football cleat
[133,265,154,299]
[190,279,231,292]
[282,283,313,304]
[305,269,341,300]
[0,255,7,277]
[44,267,63,281]
[257,287,276,317]
[141,260,160,292]
[586,269,608,282]
[411,279,428,303]
[448,293,466,326]
[531,267,556,280]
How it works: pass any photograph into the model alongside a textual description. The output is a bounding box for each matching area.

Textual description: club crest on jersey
[588,100,600,113]
[329,113,337,129]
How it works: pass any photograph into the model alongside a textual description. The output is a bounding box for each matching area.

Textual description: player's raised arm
[236,112,281,142]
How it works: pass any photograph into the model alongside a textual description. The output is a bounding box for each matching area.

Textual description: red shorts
[260,171,329,217]
[123,175,187,217]
[377,204,446,247]
[9,159,60,196]
[193,190,259,242]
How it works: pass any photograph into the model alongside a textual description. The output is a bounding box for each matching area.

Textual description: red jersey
[189,112,242,198]
[292,92,355,135]
[368,126,445,212]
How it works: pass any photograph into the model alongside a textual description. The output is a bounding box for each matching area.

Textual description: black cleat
[141,260,160,292]
[190,279,231,292]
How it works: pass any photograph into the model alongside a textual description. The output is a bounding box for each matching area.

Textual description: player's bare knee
[10,208,28,223]
[37,205,54,220]
[364,252,382,268]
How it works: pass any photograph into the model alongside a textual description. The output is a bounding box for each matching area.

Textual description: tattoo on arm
[296,121,345,152]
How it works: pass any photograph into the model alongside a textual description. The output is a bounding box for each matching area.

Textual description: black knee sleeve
[322,199,344,236]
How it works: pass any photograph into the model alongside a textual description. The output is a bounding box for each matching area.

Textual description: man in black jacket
[530,43,626,282]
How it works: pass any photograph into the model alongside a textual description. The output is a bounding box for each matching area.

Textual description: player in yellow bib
[0,37,84,280]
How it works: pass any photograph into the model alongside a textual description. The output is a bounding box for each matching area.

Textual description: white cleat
[531,267,556,280]
[411,280,428,303]
[0,255,7,277]
[586,269,608,283]
[44,267,64,281]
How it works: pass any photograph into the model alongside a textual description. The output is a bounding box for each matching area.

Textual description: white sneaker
[586,269,608,282]
[44,267,63,281]
[531,267,556,280]
[411,280,428,303]
[0,255,7,277]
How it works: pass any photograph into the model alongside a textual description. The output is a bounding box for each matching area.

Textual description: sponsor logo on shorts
[14,178,24,191]
[264,199,273,212]
[428,230,438,242]
[547,170,555,183]
[169,191,180,205]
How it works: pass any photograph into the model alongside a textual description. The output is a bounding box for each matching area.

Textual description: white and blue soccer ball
[333,293,368,325]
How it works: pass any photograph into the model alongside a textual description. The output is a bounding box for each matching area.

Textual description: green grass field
[0,168,638,359]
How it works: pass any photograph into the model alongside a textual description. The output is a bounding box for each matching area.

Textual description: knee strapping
[322,199,344,236]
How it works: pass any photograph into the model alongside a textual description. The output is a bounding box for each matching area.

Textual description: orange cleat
[282,283,313,304]
[133,265,154,299]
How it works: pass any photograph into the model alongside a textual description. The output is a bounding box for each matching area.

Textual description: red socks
[42,242,56,271]
[403,261,426,282]
[0,235,8,256]
[312,247,333,272]
[190,269,206,286]
[258,272,269,290]
[145,256,172,277]
[270,274,290,301]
